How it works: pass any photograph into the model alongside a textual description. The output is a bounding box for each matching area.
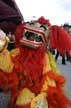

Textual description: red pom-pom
[37,16,51,26]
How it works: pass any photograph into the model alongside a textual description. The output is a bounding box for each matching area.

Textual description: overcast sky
[15,0,71,25]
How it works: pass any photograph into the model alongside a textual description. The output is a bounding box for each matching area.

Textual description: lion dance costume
[8,16,71,108]
[0,17,71,108]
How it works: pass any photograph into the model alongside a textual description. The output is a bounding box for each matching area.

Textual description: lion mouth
[20,26,47,48]
[23,30,44,43]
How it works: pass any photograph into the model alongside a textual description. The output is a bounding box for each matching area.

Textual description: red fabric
[15,24,25,47]
[13,46,46,94]
[47,86,71,108]
[14,24,47,93]
[47,71,66,84]
[37,16,51,26]
[41,71,71,108]
[47,71,66,89]
[14,103,30,108]
[50,25,71,56]
[40,70,66,92]
[0,66,19,94]
[0,56,21,94]
[7,69,19,94]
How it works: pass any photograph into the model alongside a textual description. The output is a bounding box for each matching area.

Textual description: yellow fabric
[10,48,20,57]
[16,88,35,105]
[0,49,14,73]
[41,51,58,93]
[31,94,48,108]
[43,51,60,75]
[41,77,56,93]
[41,80,48,93]
[43,52,52,74]
[48,51,60,74]
[46,76,56,87]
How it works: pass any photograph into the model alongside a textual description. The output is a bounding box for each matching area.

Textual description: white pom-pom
[0,29,6,39]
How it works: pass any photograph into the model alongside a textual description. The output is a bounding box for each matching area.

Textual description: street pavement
[0,57,71,108]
